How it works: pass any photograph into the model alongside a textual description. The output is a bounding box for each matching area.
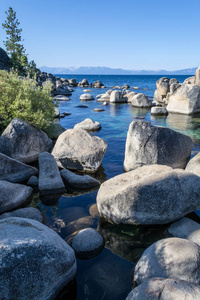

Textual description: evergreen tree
[2,7,38,76]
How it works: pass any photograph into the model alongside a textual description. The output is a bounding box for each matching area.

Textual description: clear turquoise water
[34,75,200,299]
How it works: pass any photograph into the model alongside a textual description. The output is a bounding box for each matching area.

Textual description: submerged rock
[74,118,101,131]
[0,217,76,300]
[0,118,53,163]
[97,164,200,225]
[126,278,200,300]
[52,128,107,173]
[123,121,192,171]
[0,180,33,214]
[134,237,200,286]
[0,153,38,183]
[38,152,65,195]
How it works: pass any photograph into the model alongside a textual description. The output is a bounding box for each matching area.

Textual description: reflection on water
[98,219,167,263]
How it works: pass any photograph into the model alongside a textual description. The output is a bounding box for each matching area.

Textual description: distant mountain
[39,66,198,75]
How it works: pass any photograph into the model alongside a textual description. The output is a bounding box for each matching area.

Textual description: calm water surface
[32,75,200,299]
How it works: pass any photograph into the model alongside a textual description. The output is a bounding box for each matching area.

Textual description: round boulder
[0,217,76,300]
[80,93,94,101]
[71,228,104,259]
[134,237,200,286]
[131,93,152,107]
[126,278,200,300]
[97,164,200,225]
[0,118,53,164]
[52,128,107,173]
[74,118,101,131]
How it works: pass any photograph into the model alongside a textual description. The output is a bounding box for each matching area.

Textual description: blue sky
[0,0,200,70]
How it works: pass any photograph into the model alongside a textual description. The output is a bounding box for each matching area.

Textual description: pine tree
[2,7,33,75]
[2,7,25,57]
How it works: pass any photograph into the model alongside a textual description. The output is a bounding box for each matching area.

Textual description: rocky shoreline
[1,63,200,299]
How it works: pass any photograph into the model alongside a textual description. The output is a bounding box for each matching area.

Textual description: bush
[0,70,57,133]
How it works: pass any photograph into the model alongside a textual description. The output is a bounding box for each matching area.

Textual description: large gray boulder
[60,169,100,191]
[0,217,76,300]
[78,78,89,87]
[134,237,200,286]
[131,93,152,107]
[123,121,192,171]
[126,278,200,300]
[186,152,200,176]
[38,152,65,195]
[68,78,77,86]
[52,128,107,173]
[0,153,38,183]
[110,90,125,103]
[167,83,200,114]
[74,118,101,131]
[0,207,43,223]
[0,118,53,163]
[0,180,33,214]
[96,164,200,225]
[124,91,137,103]
[92,80,105,88]
[55,85,72,95]
[167,217,200,246]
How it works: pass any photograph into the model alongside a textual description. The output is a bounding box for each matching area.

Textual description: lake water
[32,74,200,299]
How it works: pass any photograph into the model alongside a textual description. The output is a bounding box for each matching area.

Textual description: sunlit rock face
[123,121,192,172]
[97,164,200,225]
[167,83,200,115]
[134,237,200,286]
[52,128,107,173]
[126,278,200,300]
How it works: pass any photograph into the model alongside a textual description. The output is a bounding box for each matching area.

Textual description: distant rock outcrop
[0,48,10,71]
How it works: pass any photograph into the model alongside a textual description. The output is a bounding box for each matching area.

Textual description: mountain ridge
[39,66,197,75]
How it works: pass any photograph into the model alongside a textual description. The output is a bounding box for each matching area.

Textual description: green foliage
[2,7,39,77]
[0,70,57,132]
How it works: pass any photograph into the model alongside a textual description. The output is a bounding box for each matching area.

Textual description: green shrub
[0,70,57,132]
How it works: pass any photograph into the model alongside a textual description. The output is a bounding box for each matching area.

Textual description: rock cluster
[97,89,152,106]
[153,67,200,115]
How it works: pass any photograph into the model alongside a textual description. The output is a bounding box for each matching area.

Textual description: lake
[32,74,200,299]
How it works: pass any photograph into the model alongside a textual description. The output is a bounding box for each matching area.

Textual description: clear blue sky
[0,0,200,70]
